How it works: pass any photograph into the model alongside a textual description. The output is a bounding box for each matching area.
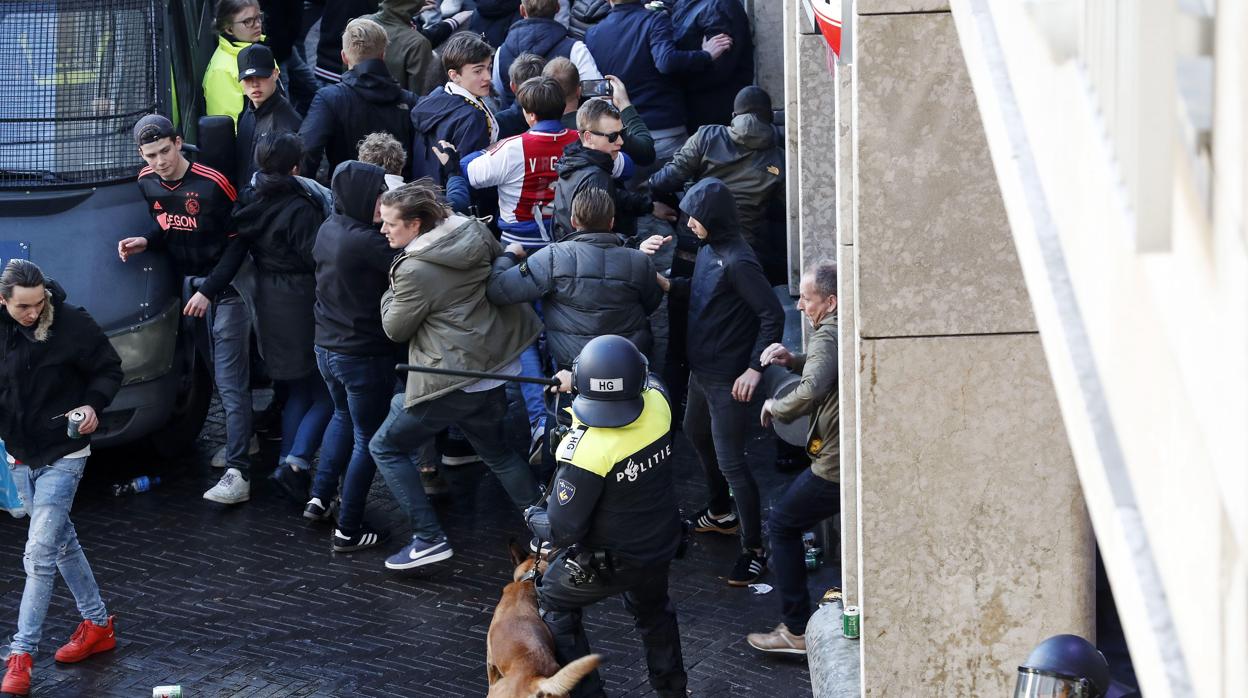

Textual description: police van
[0,0,220,454]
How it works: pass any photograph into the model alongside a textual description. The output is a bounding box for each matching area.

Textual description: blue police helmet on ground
[571,336,648,428]
[1013,634,1110,698]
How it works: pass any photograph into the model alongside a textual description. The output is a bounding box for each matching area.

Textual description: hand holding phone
[581,79,613,99]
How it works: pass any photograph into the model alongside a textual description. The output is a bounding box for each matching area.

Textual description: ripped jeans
[8,456,107,656]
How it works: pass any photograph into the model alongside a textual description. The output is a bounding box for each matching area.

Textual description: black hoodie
[299,58,418,179]
[0,280,123,468]
[670,178,784,379]
[312,161,400,356]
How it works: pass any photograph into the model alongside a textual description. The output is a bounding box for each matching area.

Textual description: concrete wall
[832,4,1094,694]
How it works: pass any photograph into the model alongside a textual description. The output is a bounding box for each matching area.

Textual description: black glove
[433,142,461,182]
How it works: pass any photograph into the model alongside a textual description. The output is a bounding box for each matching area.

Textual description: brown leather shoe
[1,652,32,695]
[746,623,807,655]
[54,615,116,663]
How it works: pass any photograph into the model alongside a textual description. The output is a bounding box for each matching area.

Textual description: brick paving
[0,392,838,697]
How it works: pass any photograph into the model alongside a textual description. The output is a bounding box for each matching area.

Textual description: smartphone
[581,79,613,99]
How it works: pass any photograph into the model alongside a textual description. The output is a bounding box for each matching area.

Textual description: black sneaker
[303,497,337,522]
[269,463,311,504]
[692,508,739,535]
[727,549,768,587]
[332,526,390,553]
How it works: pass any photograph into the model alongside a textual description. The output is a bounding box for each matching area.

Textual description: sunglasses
[584,129,624,143]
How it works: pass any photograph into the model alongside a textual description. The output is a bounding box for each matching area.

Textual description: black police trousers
[538,552,686,698]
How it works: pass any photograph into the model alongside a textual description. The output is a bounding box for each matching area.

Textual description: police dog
[486,541,600,697]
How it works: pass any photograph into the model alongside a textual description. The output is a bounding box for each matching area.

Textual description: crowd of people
[0,1,840,695]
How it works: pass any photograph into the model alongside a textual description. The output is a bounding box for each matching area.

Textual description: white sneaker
[210,436,261,468]
[203,468,250,504]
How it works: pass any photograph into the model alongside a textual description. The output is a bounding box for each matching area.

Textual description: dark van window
[0,0,161,188]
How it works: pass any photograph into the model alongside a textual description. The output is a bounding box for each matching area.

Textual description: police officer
[525,335,686,698]
[1013,634,1111,698]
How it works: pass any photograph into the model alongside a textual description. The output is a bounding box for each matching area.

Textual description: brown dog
[486,541,601,697]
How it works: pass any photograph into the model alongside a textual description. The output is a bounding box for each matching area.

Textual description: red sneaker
[1,652,32,695]
[54,616,116,663]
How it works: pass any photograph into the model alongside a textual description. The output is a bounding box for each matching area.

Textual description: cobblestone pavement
[0,392,838,697]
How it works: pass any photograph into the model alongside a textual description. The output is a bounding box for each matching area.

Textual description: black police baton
[396,364,562,387]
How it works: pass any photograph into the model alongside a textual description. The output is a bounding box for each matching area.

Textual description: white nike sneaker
[203,468,250,504]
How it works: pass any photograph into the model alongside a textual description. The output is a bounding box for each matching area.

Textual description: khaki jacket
[770,319,839,482]
[382,215,543,407]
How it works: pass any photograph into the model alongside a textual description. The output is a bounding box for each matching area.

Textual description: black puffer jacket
[235,178,326,379]
[312,161,400,356]
[569,0,610,39]
[0,281,122,468]
[669,178,784,380]
[486,230,663,368]
[299,59,418,179]
[552,142,652,241]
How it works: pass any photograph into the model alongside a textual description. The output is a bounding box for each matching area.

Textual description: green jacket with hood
[382,214,543,407]
[369,1,444,96]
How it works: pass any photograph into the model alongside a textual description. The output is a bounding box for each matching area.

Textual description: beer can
[67,411,86,439]
[153,686,183,698]
[805,546,823,571]
[842,605,860,640]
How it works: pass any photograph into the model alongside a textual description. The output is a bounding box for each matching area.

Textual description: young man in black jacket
[0,261,123,695]
[235,43,303,190]
[301,17,419,180]
[653,177,784,586]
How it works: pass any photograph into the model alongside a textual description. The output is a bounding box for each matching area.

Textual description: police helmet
[1013,634,1110,698]
[571,335,648,428]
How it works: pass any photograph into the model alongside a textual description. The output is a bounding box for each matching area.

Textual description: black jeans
[768,468,841,635]
[683,371,762,550]
[538,553,687,698]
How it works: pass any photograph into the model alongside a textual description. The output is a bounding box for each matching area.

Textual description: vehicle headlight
[108,300,179,386]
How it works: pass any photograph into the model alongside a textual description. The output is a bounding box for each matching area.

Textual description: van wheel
[147,358,212,460]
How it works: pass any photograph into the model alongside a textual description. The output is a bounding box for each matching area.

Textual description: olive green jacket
[382,215,542,407]
[770,319,839,482]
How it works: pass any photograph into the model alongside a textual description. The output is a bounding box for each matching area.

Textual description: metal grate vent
[0,0,161,188]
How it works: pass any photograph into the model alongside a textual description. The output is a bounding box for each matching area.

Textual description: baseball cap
[133,114,177,145]
[237,44,275,80]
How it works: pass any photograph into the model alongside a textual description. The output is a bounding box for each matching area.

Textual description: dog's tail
[536,654,602,696]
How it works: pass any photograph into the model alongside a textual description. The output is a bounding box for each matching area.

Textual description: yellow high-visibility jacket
[203,34,268,129]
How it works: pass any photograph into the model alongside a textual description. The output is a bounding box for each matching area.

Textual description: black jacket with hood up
[0,280,123,468]
[300,59,418,180]
[312,161,400,357]
[669,178,784,380]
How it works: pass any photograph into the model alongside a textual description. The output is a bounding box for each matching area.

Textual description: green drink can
[842,605,860,639]
[153,686,183,698]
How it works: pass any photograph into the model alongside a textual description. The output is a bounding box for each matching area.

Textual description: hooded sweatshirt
[382,214,543,407]
[312,161,399,356]
[492,17,601,109]
[670,178,784,380]
[300,58,418,179]
[648,112,784,244]
[0,280,123,468]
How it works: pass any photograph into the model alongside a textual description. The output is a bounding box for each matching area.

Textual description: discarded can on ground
[842,605,860,639]
[805,546,823,570]
[67,410,86,439]
[153,687,183,698]
[113,475,162,497]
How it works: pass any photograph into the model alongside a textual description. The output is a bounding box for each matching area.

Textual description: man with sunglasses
[552,98,666,241]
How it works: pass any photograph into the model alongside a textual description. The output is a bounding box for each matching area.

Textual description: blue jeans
[369,389,540,541]
[209,294,253,477]
[313,348,394,535]
[279,372,334,469]
[8,456,107,656]
[683,371,762,550]
[768,468,841,635]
